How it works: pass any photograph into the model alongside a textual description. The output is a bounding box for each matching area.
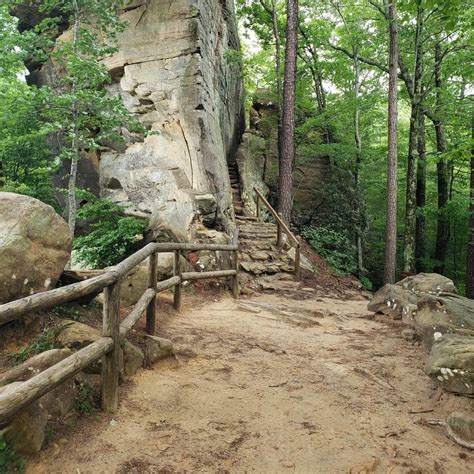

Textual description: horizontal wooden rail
[0,238,242,426]
[182,269,237,281]
[0,337,113,426]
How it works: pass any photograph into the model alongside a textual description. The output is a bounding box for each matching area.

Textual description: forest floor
[26,286,473,474]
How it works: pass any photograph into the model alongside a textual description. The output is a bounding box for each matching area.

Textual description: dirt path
[27,291,473,473]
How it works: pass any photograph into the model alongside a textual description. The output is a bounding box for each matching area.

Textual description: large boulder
[425,334,474,395]
[414,294,474,348]
[446,412,474,450]
[367,273,458,321]
[367,284,418,320]
[0,383,48,454]
[0,192,72,305]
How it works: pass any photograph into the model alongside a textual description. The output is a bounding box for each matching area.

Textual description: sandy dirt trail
[27,291,473,473]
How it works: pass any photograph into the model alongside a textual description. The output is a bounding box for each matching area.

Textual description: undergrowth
[10,327,59,364]
[74,383,95,415]
[0,438,25,473]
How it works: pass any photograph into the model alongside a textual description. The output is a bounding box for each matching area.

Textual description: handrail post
[101,281,121,412]
[146,252,158,335]
[232,249,240,299]
[256,193,260,221]
[173,250,182,311]
[295,238,301,280]
[277,212,283,248]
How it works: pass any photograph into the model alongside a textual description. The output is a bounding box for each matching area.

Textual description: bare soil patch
[25,290,473,473]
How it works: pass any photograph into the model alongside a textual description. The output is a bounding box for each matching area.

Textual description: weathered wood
[153,242,238,252]
[182,270,237,281]
[146,252,158,335]
[256,194,261,220]
[232,250,240,299]
[254,187,298,246]
[0,272,117,326]
[101,282,121,412]
[295,239,301,279]
[173,250,182,311]
[114,242,160,277]
[277,212,283,248]
[0,337,113,426]
[120,288,156,341]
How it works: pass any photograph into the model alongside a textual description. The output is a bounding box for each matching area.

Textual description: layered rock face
[237,90,329,221]
[101,0,245,240]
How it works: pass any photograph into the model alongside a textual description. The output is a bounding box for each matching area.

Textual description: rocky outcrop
[235,132,269,215]
[0,193,72,305]
[100,0,245,240]
[246,89,330,223]
[425,334,474,395]
[367,273,458,323]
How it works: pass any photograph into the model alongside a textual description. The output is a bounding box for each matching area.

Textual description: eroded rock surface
[425,334,474,395]
[367,273,458,322]
[100,0,245,239]
[0,193,72,305]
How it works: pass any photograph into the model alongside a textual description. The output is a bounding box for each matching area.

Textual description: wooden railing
[254,187,301,278]
[0,239,239,427]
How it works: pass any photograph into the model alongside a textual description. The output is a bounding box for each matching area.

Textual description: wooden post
[277,212,283,248]
[101,281,121,412]
[256,194,260,220]
[295,239,301,280]
[232,250,240,299]
[173,250,182,311]
[146,252,158,335]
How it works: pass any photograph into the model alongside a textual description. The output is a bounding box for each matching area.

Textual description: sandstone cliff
[101,0,245,241]
[19,0,245,242]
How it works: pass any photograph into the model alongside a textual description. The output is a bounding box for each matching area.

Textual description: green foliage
[10,328,59,364]
[74,383,94,415]
[0,438,25,474]
[302,226,357,275]
[73,196,148,269]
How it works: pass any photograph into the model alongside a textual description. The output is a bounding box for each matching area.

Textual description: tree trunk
[67,0,81,238]
[433,43,450,274]
[384,0,399,284]
[403,4,424,274]
[353,51,365,275]
[278,0,298,224]
[467,114,474,299]
[403,103,419,273]
[415,110,426,271]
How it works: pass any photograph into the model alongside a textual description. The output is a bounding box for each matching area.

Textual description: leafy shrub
[0,438,25,473]
[75,383,95,415]
[73,196,148,269]
[301,225,357,275]
[10,328,58,364]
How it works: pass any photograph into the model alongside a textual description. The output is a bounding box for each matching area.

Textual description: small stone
[110,419,118,427]
[401,329,416,341]
[144,336,175,365]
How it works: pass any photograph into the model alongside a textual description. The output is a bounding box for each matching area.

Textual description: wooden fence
[254,187,301,278]
[0,236,239,427]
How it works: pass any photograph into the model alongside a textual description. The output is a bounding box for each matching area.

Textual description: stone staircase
[228,163,295,278]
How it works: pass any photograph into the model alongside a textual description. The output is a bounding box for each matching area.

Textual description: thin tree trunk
[402,4,423,274]
[467,113,474,299]
[278,0,298,224]
[403,103,418,273]
[67,0,81,239]
[353,51,364,275]
[384,0,398,284]
[416,109,426,271]
[433,43,450,274]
